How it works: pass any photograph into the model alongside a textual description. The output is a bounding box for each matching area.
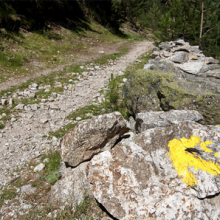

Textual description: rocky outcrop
[61,112,129,167]
[87,121,220,220]
[156,39,220,77]
[122,62,220,125]
[123,40,220,125]
[135,110,203,133]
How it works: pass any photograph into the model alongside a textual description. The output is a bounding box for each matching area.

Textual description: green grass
[31,151,62,187]
[0,188,17,207]
[0,18,144,85]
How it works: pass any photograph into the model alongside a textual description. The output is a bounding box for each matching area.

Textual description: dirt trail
[0,41,125,92]
[0,40,154,187]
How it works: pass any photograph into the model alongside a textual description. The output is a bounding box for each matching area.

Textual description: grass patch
[31,151,62,187]
[0,188,17,207]
[0,18,143,85]
[0,123,4,129]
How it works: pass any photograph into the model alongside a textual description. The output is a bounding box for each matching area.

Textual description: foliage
[0,122,4,129]
[159,0,220,58]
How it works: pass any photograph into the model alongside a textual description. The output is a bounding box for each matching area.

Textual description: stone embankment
[123,39,220,125]
[48,40,220,220]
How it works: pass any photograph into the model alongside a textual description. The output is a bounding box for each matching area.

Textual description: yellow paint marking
[200,141,213,152]
[215,153,219,157]
[216,126,220,129]
[168,136,220,186]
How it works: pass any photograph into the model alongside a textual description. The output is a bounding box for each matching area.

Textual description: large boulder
[61,112,129,167]
[87,122,220,220]
[122,62,220,125]
[135,110,203,133]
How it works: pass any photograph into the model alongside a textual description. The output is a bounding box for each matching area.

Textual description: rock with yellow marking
[87,121,220,219]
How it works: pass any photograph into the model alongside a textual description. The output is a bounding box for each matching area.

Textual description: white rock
[76,117,82,121]
[123,78,127,82]
[34,163,45,172]
[14,104,24,110]
[177,62,206,75]
[40,118,48,124]
[9,98,13,106]
[1,99,7,106]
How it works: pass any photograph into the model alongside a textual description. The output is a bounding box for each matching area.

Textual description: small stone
[28,93,36,98]
[80,66,84,69]
[14,104,24,110]
[35,151,41,157]
[76,117,82,121]
[51,93,57,98]
[189,55,198,60]
[123,78,127,82]
[43,158,49,163]
[40,118,48,124]
[99,51,105,54]
[30,104,39,111]
[9,98,13,106]
[1,99,7,106]
[11,117,17,122]
[34,163,45,172]
[21,184,36,195]
[31,83,38,89]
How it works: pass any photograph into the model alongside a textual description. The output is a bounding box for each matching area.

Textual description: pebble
[14,104,24,110]
[76,117,82,121]
[34,163,45,172]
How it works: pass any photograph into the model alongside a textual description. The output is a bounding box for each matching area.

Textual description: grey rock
[61,112,129,167]
[49,162,93,210]
[177,61,205,74]
[24,105,32,112]
[30,104,39,111]
[76,117,82,121]
[88,121,220,220]
[39,118,48,124]
[21,184,36,195]
[28,93,36,98]
[151,51,160,58]
[128,116,136,132]
[14,104,24,110]
[159,42,175,50]
[49,103,60,110]
[123,61,220,125]
[31,83,38,89]
[170,52,189,63]
[8,98,13,106]
[135,110,203,132]
[205,69,220,79]
[171,45,191,52]
[206,58,220,64]
[143,64,153,70]
[34,163,45,172]
[1,99,7,106]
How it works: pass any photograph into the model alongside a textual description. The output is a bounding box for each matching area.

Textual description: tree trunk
[199,0,204,46]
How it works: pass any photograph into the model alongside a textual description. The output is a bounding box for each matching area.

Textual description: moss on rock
[122,68,220,125]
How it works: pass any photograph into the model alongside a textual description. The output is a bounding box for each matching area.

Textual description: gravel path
[0,40,154,188]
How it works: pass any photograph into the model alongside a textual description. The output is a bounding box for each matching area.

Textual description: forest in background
[0,0,220,59]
